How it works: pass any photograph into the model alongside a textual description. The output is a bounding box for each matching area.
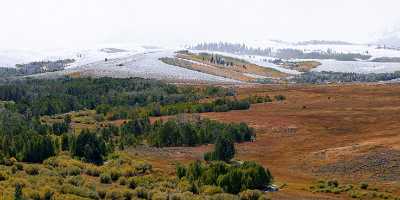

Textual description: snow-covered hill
[0,45,147,68]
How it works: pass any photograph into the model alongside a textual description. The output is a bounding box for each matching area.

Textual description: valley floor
[141,83,400,199]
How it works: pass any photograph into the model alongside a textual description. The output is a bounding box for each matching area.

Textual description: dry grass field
[141,83,400,199]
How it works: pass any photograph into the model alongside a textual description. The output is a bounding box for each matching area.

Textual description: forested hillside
[0,77,280,199]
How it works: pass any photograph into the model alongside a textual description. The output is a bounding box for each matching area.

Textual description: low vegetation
[293,71,400,83]
[176,161,273,194]
[308,180,400,200]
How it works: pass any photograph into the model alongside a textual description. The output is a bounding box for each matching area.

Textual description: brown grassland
[146,83,400,199]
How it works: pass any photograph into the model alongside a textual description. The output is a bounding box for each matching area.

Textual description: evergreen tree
[14,183,23,200]
[213,134,235,162]
[71,129,107,165]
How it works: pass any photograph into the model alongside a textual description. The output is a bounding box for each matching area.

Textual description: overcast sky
[1,0,400,49]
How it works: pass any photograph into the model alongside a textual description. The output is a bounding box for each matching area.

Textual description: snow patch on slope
[0,45,147,68]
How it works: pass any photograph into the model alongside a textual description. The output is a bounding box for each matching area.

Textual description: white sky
[1,0,400,49]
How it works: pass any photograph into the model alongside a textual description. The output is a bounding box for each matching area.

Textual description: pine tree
[14,183,23,200]
[71,129,107,165]
[214,134,235,162]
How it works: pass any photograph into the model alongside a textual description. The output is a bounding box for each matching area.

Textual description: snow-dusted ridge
[190,40,400,74]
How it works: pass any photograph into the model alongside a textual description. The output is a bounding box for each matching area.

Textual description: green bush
[152,192,169,200]
[327,180,338,188]
[128,178,137,189]
[122,167,136,177]
[97,189,107,199]
[60,184,98,199]
[210,193,239,200]
[204,152,216,162]
[136,163,152,174]
[122,190,134,200]
[171,192,196,200]
[349,191,361,198]
[25,165,40,175]
[207,134,235,162]
[11,166,18,174]
[239,190,263,200]
[119,177,127,186]
[67,175,85,187]
[85,166,101,177]
[133,187,149,199]
[15,163,24,171]
[28,191,41,200]
[215,105,230,112]
[360,182,368,190]
[100,173,112,184]
[67,166,81,176]
[201,185,223,195]
[105,190,123,200]
[0,171,8,181]
[70,129,107,165]
[176,164,187,179]
[274,95,286,101]
[178,161,272,194]
[110,169,122,181]
[4,157,16,166]
[217,169,244,194]
[178,179,192,192]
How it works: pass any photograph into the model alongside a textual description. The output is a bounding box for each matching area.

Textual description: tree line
[292,71,400,84]
[190,42,372,61]
[0,77,236,116]
[190,42,273,57]
[97,115,255,148]
[102,95,273,121]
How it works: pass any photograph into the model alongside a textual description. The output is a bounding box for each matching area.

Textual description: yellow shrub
[201,185,223,195]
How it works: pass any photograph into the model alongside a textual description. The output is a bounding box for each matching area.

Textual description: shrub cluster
[177,161,273,194]
[148,118,255,147]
